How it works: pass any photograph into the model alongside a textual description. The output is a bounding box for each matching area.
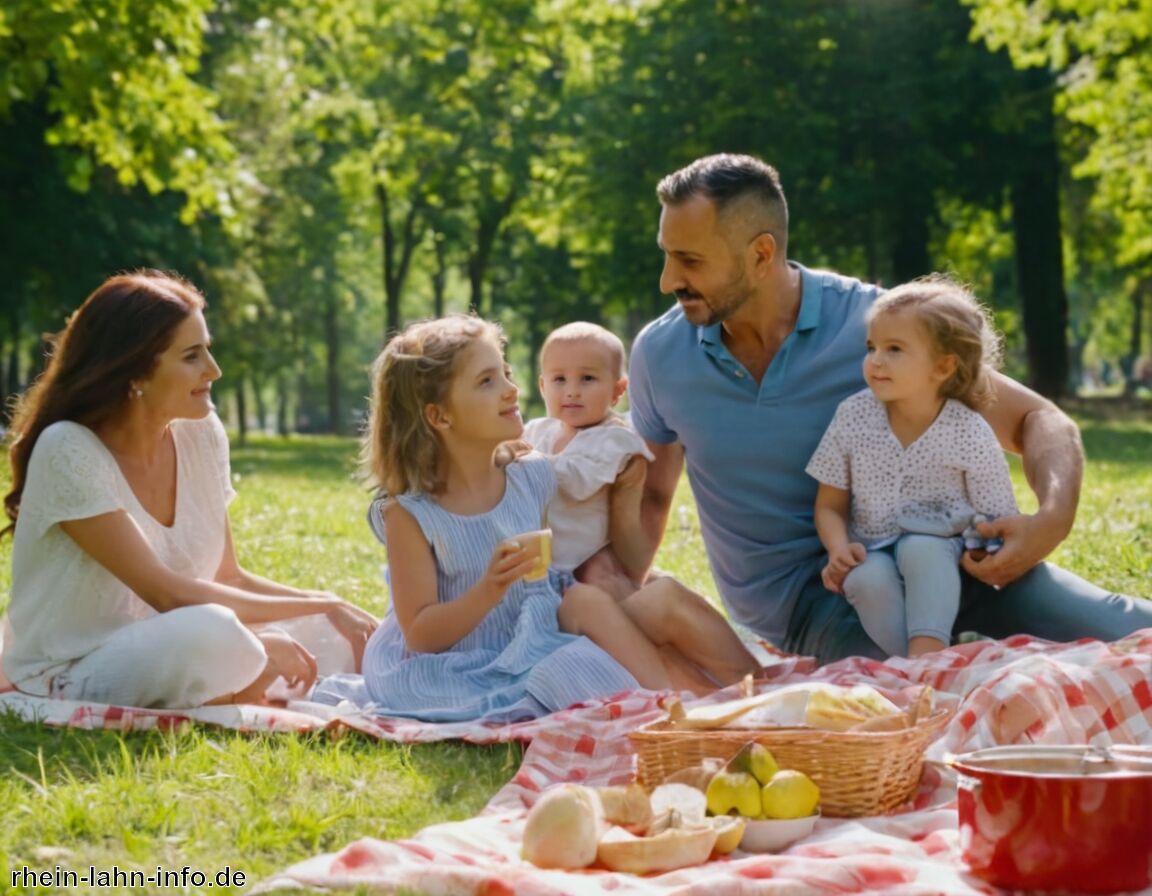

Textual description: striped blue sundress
[357,454,638,722]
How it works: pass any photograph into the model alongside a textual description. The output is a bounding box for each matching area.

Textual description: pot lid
[950,744,1152,778]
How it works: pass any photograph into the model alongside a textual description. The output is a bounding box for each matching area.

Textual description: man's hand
[493,439,533,467]
[960,511,1060,588]
[611,455,647,502]
[573,545,638,602]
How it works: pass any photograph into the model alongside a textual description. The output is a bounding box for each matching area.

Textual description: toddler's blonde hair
[539,321,626,379]
[869,275,1003,409]
[362,313,505,496]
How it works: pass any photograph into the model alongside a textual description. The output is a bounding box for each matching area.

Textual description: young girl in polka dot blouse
[805,276,1018,657]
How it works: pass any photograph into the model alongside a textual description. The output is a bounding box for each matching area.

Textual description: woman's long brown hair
[3,270,205,531]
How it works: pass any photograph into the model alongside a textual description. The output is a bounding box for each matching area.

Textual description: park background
[1,0,1151,434]
[0,0,1150,892]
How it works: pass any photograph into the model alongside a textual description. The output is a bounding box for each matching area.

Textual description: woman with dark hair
[0,270,377,707]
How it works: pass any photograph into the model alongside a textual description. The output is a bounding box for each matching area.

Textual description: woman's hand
[256,629,318,695]
[323,599,379,671]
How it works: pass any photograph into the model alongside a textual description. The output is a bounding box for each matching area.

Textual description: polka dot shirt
[805,389,1019,548]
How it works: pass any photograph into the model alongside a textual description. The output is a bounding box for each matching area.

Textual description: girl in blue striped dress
[356,315,716,722]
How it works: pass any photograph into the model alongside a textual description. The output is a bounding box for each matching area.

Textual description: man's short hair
[657,153,789,245]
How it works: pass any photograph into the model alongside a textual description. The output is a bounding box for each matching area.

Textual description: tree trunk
[276,375,291,436]
[324,271,342,435]
[378,179,401,339]
[890,198,932,285]
[468,189,517,315]
[376,174,425,338]
[234,379,248,446]
[253,381,267,433]
[431,234,447,318]
[1008,89,1069,399]
[1123,281,1147,398]
[0,335,9,414]
[5,337,17,402]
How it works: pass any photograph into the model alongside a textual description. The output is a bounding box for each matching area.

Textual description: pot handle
[926,757,982,793]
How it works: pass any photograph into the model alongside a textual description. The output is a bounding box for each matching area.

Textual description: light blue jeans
[785,558,1152,666]
[841,534,962,656]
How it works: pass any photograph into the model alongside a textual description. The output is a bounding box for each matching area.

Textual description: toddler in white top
[523,321,763,690]
[524,322,654,581]
[806,276,1018,657]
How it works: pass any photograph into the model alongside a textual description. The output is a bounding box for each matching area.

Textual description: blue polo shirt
[629,264,881,644]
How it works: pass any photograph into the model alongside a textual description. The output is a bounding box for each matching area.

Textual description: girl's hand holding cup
[487,529,553,593]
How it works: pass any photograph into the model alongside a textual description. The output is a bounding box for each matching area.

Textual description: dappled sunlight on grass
[0,717,520,889]
[0,421,1145,886]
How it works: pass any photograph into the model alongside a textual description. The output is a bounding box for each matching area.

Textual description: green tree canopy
[965,0,1152,269]
[0,0,235,217]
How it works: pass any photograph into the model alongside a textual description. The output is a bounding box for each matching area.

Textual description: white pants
[48,607,354,709]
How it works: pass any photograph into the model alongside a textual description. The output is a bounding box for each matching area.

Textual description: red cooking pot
[951,745,1152,893]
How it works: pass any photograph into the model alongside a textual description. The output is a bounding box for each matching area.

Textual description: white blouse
[805,389,1018,548]
[1,415,235,694]
[522,415,654,573]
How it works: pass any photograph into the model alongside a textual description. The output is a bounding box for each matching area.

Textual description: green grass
[0,418,1148,894]
[1045,419,1151,595]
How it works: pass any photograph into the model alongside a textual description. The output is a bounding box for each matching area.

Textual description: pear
[760,769,820,820]
[726,741,780,785]
[705,770,761,817]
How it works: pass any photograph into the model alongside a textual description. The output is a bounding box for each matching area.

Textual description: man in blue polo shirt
[628,153,1152,664]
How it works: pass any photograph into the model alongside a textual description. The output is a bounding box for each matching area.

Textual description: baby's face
[538,339,623,429]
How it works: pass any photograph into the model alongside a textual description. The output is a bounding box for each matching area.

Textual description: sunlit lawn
[0,416,1147,894]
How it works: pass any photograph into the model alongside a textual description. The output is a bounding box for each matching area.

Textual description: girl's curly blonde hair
[869,274,1004,409]
[361,314,505,496]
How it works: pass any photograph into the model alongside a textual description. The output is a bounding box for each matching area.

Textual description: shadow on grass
[228,435,360,483]
[1078,419,1152,465]
[0,711,176,786]
[0,710,523,799]
[401,740,525,807]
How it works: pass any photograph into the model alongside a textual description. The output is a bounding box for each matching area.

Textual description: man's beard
[675,267,753,327]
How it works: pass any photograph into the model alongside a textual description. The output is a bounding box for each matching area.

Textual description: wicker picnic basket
[629,704,955,818]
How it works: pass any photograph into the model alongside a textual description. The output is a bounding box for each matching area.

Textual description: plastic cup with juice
[505,528,552,581]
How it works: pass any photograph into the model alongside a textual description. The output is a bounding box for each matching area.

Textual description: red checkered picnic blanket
[255,631,1152,895]
[0,687,396,738]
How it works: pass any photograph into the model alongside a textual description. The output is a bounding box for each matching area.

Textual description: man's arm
[573,440,683,596]
[967,370,1083,587]
[641,439,686,552]
[606,456,653,584]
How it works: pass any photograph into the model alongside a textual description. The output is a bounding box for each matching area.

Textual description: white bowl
[738,812,819,852]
